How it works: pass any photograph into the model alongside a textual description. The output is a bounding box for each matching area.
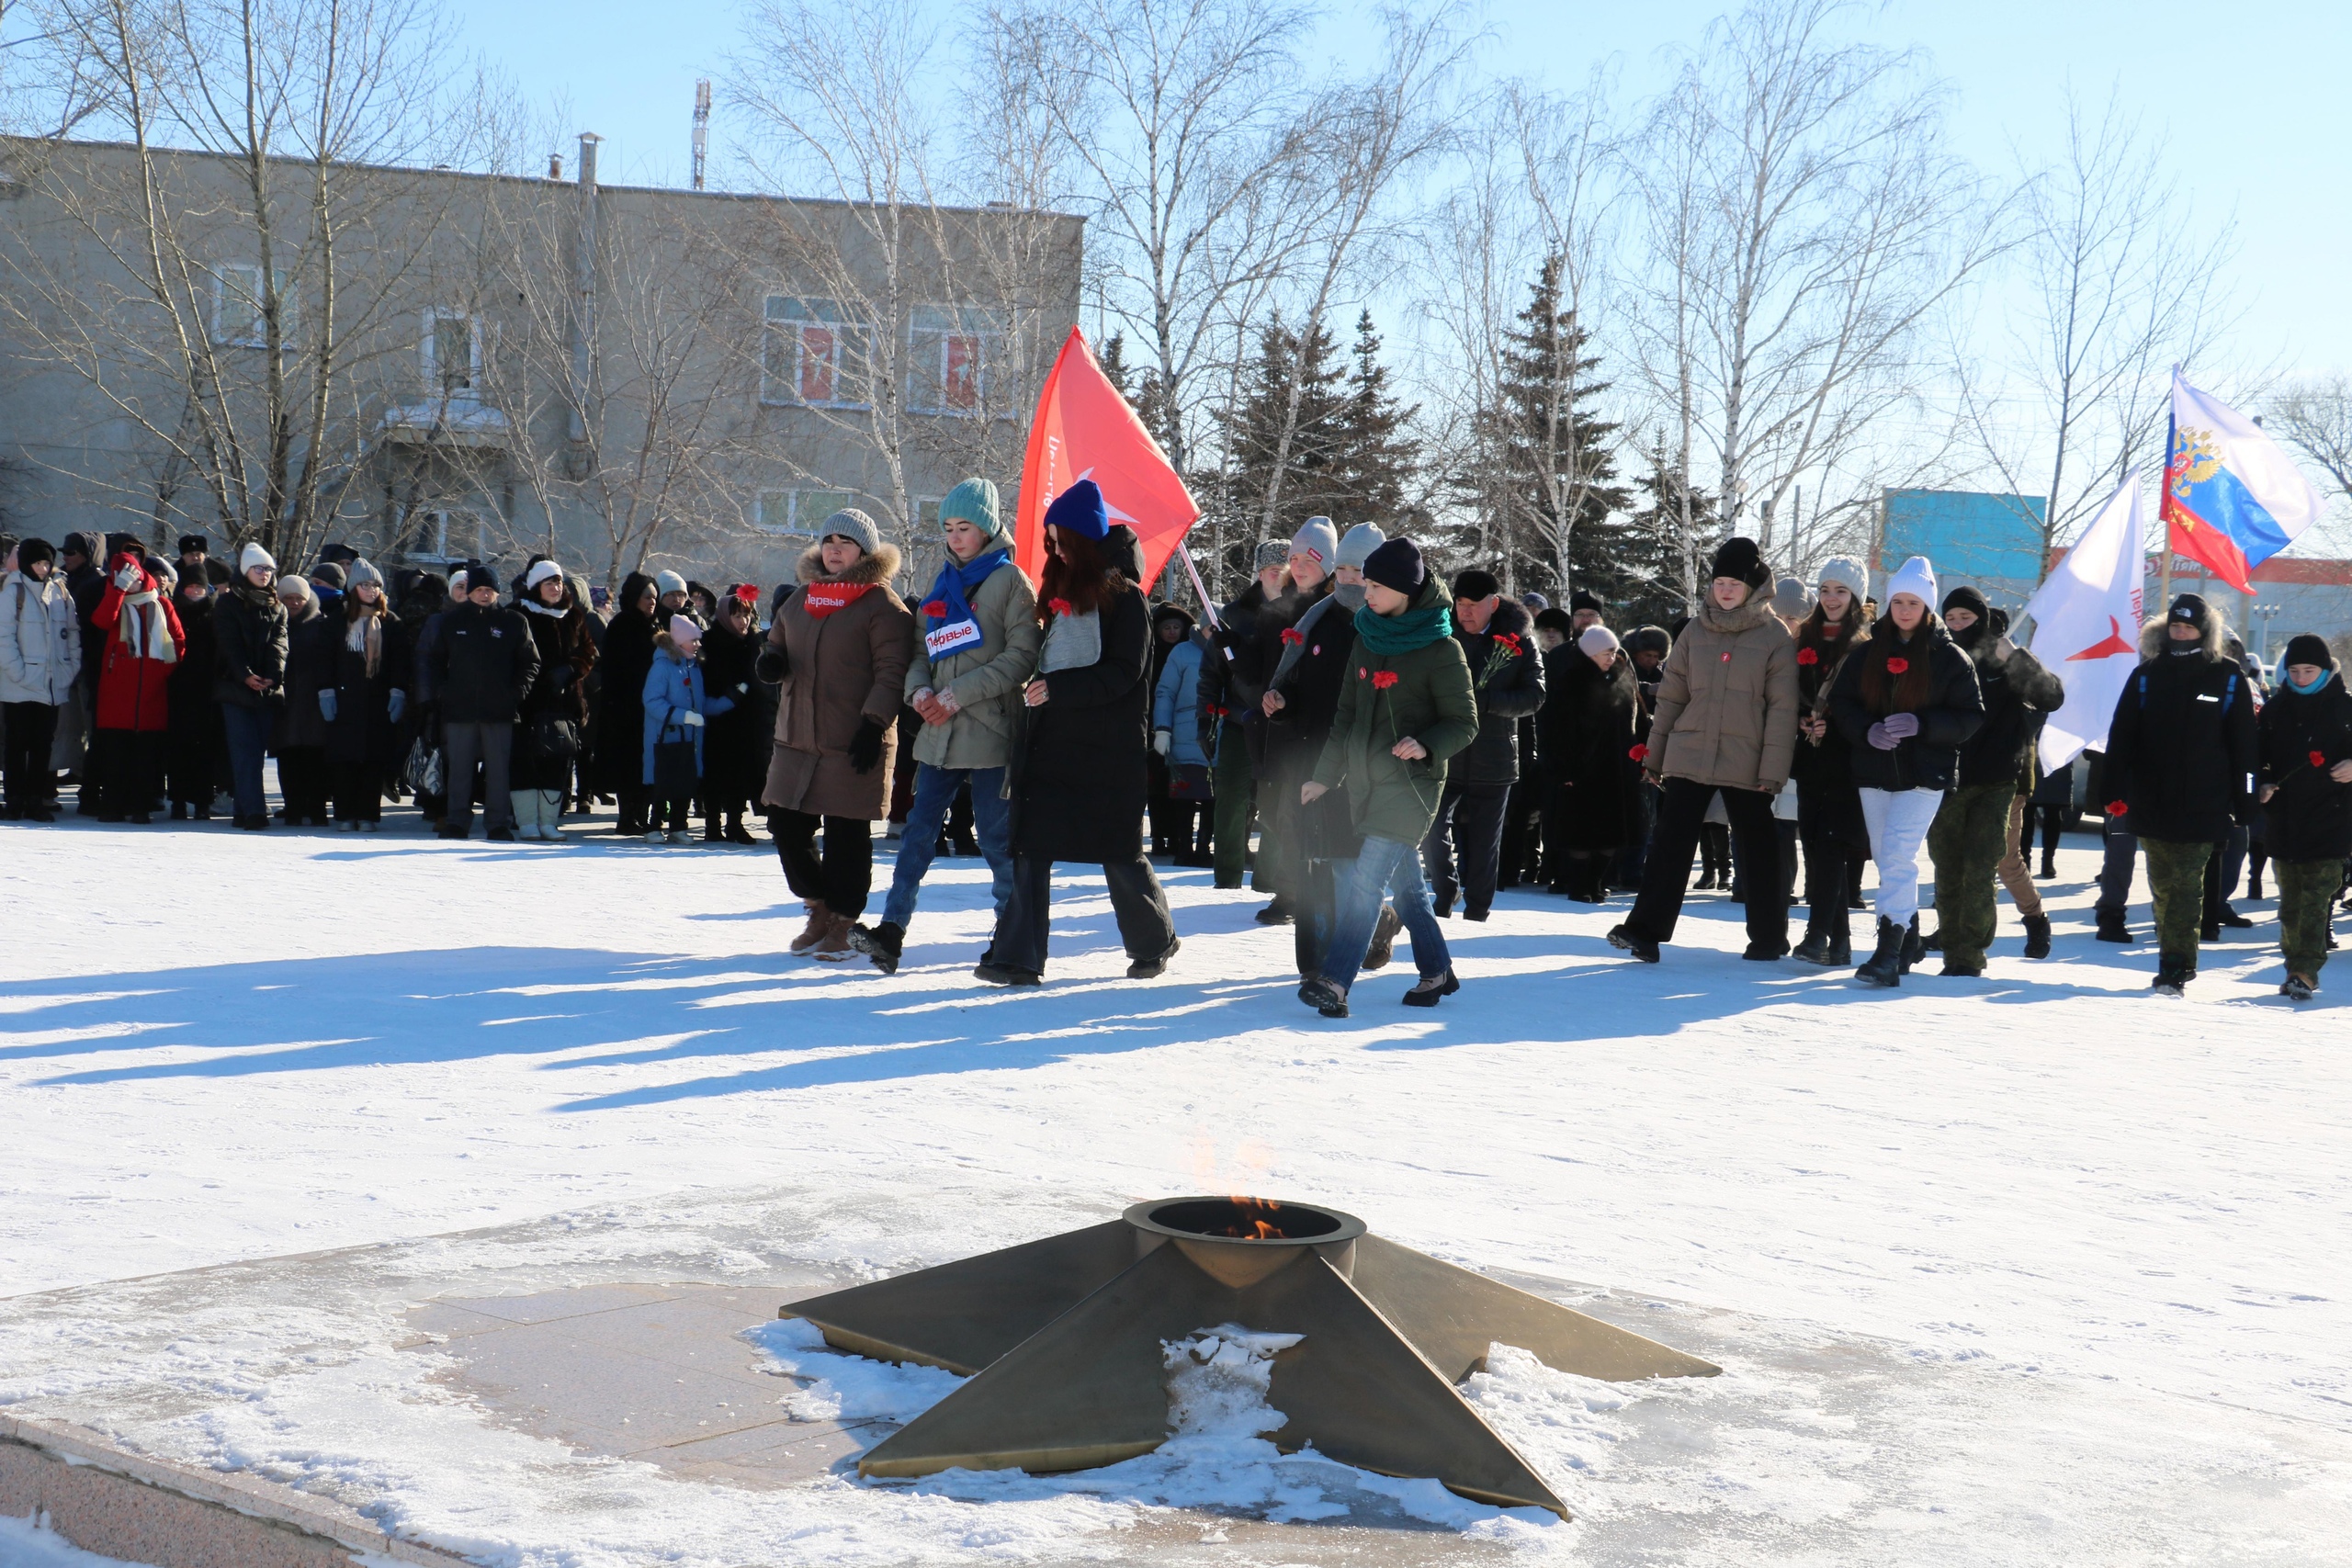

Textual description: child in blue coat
[641,615,734,844]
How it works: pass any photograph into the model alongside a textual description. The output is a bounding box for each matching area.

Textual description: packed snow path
[1,815,2346,1563]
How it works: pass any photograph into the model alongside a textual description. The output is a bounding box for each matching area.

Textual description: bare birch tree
[729,0,1067,568]
[1626,0,2012,578]
[0,0,471,564]
[1243,6,1461,537]
[1956,87,2239,560]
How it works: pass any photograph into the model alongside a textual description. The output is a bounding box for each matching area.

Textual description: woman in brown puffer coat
[1608,536,1799,964]
[758,509,912,960]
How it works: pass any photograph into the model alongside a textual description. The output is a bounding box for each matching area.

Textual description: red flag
[1016,329,1200,591]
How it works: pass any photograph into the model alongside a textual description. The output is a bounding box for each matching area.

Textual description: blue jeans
[882,763,1013,929]
[221,704,274,822]
[1321,833,1450,996]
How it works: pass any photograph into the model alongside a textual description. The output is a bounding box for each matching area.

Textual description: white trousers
[1858,786,1944,924]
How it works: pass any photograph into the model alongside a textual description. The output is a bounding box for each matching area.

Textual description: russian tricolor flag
[2160,370,2328,593]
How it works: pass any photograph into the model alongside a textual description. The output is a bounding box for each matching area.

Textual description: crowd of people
[3,491,2346,1008]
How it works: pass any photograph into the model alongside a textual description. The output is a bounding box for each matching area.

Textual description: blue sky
[447,0,2350,379]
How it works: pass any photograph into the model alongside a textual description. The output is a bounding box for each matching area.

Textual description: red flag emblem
[1016,329,1202,592]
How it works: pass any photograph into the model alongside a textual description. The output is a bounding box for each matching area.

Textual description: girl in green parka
[1298,538,1479,1018]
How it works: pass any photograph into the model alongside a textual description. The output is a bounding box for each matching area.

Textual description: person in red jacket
[90,549,186,822]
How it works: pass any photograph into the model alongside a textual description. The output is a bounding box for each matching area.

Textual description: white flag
[2025,476,2147,772]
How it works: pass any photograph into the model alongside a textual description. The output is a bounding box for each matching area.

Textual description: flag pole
[1177,539,1221,633]
[2157,365,2177,612]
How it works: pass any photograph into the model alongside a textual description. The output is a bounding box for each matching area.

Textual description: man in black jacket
[429,564,539,840]
[1926,585,2064,973]
[1198,541,1289,892]
[2100,593,2259,994]
[1419,569,1544,920]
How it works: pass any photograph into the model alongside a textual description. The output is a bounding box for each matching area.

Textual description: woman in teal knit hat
[850,477,1040,973]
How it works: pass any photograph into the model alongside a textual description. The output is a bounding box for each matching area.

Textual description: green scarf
[1353,598,1453,656]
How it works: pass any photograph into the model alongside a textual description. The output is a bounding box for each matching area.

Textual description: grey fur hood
[795,540,903,590]
[2138,602,2228,661]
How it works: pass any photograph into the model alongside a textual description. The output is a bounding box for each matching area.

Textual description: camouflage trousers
[2142,838,2217,967]
[2274,858,2344,980]
[1927,782,2016,967]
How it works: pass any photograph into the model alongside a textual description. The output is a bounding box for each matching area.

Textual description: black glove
[848,716,888,774]
[754,646,789,683]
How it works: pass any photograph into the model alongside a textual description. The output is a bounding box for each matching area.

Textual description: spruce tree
[1218,314,1352,542]
[1457,254,1628,602]
[1612,447,1719,628]
[1329,309,1421,530]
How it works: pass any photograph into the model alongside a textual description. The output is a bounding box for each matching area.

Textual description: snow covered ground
[2,807,2349,1565]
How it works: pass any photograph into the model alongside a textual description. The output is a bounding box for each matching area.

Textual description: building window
[763,297,868,409]
[212,264,292,348]
[393,507,489,563]
[423,310,482,395]
[908,305,1004,415]
[755,488,856,538]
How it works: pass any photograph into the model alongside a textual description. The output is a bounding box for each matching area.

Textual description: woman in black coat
[1539,627,1641,903]
[597,571,660,834]
[512,561,597,840]
[2256,633,2352,998]
[982,486,1177,985]
[322,562,409,829]
[165,573,221,818]
[697,587,767,844]
[273,579,338,826]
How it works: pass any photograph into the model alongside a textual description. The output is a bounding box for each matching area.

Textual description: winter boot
[510,791,541,840]
[2038,852,2059,879]
[725,816,758,846]
[1792,922,1832,964]
[790,900,833,955]
[1363,904,1403,971]
[540,791,567,840]
[1127,938,1180,980]
[850,920,905,976]
[1918,921,1943,953]
[2281,973,2316,1001]
[1254,897,1294,926]
[2095,906,2132,942]
[1606,924,1660,963]
[812,913,858,962]
[705,818,725,844]
[1297,976,1349,1017]
[1401,968,1459,1007]
[2152,957,2194,998]
[2021,912,2052,959]
[1854,917,1905,987]
[1900,914,1926,973]
[2217,902,2253,929]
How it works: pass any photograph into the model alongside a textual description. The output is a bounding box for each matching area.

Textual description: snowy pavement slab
[3,814,2351,1563]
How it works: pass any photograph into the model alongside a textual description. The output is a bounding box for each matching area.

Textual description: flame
[1223,1195,1283,1240]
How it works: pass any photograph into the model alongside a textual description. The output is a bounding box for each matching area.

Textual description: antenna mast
[692,80,711,192]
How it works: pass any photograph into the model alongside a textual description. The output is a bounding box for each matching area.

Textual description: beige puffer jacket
[1645,594,1799,794]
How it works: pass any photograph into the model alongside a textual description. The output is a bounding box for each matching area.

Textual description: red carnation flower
[1372,671,1400,690]
[922,600,945,616]
[1493,633,1523,655]
[2312,750,2329,768]
[1281,627,1305,645]
[1048,597,1072,616]
[1795,647,1819,666]
[2105,799,2129,818]
[1885,657,1910,675]
[1629,742,1647,761]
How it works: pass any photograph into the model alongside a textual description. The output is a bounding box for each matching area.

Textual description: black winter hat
[1453,569,1500,602]
[2283,633,2336,671]
[2167,592,2211,625]
[1940,585,1990,625]
[1623,625,1672,657]
[16,537,54,570]
[1363,537,1426,595]
[1708,536,1771,592]
[311,562,346,589]
[178,534,210,555]
[1569,589,1604,615]
[1532,605,1575,637]
[459,564,501,593]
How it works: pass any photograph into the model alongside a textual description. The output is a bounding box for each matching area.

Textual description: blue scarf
[2288,669,2335,695]
[918,547,1010,660]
